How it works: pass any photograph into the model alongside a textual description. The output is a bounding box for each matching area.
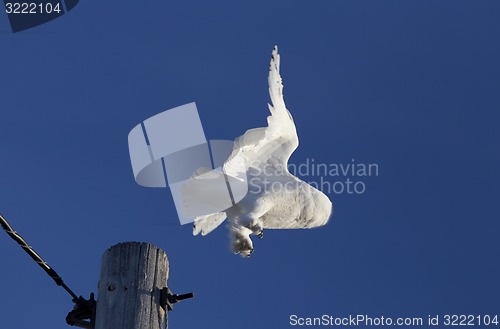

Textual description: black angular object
[4,0,80,33]
[64,0,78,11]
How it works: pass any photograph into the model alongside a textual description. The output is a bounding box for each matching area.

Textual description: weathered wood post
[95,242,169,329]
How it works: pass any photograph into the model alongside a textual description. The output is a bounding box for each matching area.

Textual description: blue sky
[1,1,499,328]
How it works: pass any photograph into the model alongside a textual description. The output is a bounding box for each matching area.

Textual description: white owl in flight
[192,46,333,257]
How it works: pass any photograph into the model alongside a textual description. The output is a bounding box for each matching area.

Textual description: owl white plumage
[193,46,333,257]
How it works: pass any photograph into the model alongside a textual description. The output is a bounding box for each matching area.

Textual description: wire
[0,213,79,301]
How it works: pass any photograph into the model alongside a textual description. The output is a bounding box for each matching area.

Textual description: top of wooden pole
[95,242,169,329]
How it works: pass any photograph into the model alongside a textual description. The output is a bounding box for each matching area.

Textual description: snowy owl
[193,46,333,257]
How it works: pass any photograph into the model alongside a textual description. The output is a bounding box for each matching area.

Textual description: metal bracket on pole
[160,287,194,311]
[66,293,97,329]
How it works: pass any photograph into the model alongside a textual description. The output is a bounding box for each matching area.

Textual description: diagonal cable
[0,213,78,301]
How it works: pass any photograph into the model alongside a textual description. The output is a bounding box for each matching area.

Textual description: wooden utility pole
[1,214,194,329]
[95,242,169,329]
